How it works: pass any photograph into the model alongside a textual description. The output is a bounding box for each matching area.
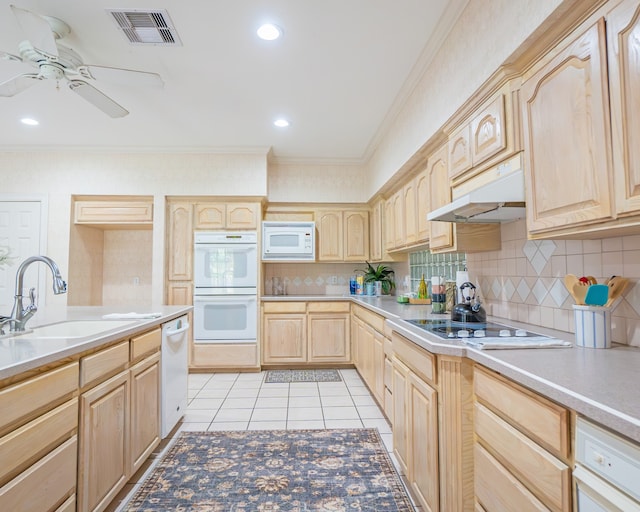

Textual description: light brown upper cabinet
[403,181,417,246]
[521,18,614,236]
[315,209,369,262]
[392,190,405,249]
[470,95,506,165]
[194,202,259,230]
[427,144,454,251]
[608,0,640,218]
[369,198,384,262]
[166,201,193,282]
[384,197,395,253]
[415,167,430,243]
[74,198,153,228]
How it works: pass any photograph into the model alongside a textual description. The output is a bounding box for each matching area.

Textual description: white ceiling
[0,1,461,163]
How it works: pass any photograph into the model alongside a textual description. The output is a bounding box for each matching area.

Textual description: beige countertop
[0,305,192,381]
[263,294,640,444]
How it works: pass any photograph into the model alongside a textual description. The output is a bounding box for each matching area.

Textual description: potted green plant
[357,261,395,295]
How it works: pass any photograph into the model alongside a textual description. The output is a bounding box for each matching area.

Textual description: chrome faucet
[1,255,67,333]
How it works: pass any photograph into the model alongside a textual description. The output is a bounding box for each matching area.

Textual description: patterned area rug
[264,369,343,383]
[124,429,415,511]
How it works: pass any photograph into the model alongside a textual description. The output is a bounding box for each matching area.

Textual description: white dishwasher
[161,315,189,438]
[574,417,640,511]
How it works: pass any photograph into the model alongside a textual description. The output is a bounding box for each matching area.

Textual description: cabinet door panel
[415,170,430,243]
[317,211,343,261]
[449,125,472,179]
[521,19,613,234]
[308,314,350,362]
[343,211,369,261]
[262,315,307,363]
[130,353,160,475]
[78,371,129,512]
[391,358,409,475]
[471,95,506,164]
[384,198,395,252]
[403,183,417,246]
[409,373,439,512]
[167,202,193,281]
[427,145,453,251]
[608,0,640,216]
[194,203,225,230]
[226,203,259,229]
[392,190,405,248]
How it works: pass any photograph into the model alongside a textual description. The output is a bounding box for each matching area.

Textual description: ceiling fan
[0,4,164,118]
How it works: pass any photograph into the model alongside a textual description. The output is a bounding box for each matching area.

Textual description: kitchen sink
[23,319,138,339]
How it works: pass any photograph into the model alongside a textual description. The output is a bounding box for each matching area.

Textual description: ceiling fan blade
[68,80,129,118]
[0,73,41,97]
[10,5,59,58]
[78,65,164,89]
[1,50,23,63]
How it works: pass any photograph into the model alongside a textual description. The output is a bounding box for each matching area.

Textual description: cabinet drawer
[392,332,436,385]
[131,328,161,361]
[80,341,129,388]
[384,357,393,390]
[353,306,385,332]
[263,302,307,314]
[74,200,153,225]
[474,367,569,458]
[55,495,76,512]
[0,398,78,486]
[0,435,77,512]
[0,362,78,434]
[307,301,350,313]
[475,403,571,511]
[475,443,548,512]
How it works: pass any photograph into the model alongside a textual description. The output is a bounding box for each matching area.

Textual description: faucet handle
[28,287,36,306]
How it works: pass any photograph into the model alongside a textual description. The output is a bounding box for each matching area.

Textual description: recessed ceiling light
[20,118,39,126]
[257,23,282,41]
[274,118,289,128]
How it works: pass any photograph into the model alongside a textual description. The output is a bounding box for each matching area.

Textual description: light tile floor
[109,368,412,511]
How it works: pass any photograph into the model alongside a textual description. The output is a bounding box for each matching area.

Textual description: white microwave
[262,221,315,261]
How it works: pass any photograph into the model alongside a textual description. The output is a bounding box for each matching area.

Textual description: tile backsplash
[466,220,640,347]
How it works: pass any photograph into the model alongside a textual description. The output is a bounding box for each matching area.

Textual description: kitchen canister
[573,305,611,349]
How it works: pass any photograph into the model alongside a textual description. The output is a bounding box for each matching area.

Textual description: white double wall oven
[193,232,258,343]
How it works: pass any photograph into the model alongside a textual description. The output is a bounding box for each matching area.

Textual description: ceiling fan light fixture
[274,118,290,128]
[20,117,39,126]
[257,23,282,41]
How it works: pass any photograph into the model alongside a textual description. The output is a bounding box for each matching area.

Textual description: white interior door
[0,201,43,310]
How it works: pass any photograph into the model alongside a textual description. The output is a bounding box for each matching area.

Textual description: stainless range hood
[427,157,526,223]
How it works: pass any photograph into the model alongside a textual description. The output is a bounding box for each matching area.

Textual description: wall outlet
[133,277,140,286]
[329,275,338,285]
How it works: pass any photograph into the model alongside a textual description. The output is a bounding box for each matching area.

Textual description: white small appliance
[161,315,189,438]
[262,221,315,261]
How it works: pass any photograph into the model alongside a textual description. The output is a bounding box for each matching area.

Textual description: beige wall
[365,0,565,197]
[0,150,268,304]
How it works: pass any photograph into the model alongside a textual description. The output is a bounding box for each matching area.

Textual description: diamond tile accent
[503,278,516,301]
[627,281,640,315]
[516,278,531,301]
[491,278,501,299]
[292,277,302,286]
[304,277,313,286]
[315,276,324,286]
[522,240,557,276]
[549,278,570,307]
[531,279,548,304]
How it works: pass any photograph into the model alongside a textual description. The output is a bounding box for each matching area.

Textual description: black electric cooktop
[405,319,543,340]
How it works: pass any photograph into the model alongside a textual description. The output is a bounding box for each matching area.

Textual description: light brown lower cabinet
[391,333,439,512]
[262,301,350,365]
[77,329,162,512]
[0,362,79,512]
[78,370,129,512]
[473,365,572,512]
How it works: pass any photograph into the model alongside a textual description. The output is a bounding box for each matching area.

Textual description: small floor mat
[264,369,343,383]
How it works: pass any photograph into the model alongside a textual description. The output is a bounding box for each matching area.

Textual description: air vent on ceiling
[108,9,182,46]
